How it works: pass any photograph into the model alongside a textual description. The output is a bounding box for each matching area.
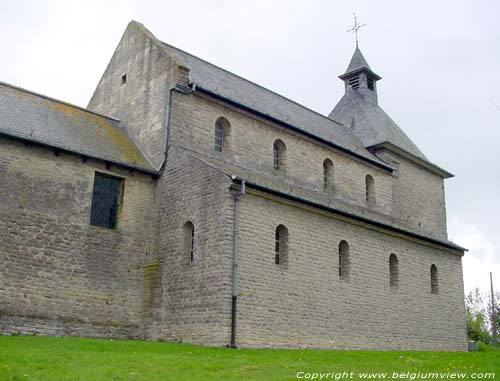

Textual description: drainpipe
[158,83,196,173]
[231,178,245,348]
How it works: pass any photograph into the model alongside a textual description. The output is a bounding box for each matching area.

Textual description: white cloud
[449,218,500,294]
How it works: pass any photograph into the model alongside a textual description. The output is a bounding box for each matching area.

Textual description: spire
[344,46,372,74]
[339,46,381,81]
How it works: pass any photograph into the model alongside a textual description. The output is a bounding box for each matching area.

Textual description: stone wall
[376,148,448,240]
[168,91,394,215]
[87,21,178,168]
[0,137,157,338]
[154,146,234,346]
[235,190,466,351]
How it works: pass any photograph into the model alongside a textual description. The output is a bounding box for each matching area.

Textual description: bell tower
[338,46,381,106]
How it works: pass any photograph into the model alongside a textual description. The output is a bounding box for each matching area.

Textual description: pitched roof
[0,81,155,172]
[330,90,428,160]
[128,22,391,171]
[345,46,372,73]
[339,46,381,81]
[330,46,452,177]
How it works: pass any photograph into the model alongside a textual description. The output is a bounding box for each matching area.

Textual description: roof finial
[347,12,366,47]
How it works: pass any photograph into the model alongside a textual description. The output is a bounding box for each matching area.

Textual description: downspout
[231,178,245,348]
[158,83,196,173]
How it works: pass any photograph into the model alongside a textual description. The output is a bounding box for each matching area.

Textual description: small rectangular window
[121,73,127,86]
[90,172,124,229]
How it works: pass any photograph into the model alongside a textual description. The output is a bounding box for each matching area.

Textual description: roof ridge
[0,80,121,122]
[159,40,345,128]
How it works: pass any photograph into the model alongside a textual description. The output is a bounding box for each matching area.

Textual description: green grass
[0,336,498,380]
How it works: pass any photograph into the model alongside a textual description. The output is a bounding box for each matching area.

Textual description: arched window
[365,174,375,205]
[183,221,195,262]
[338,240,350,279]
[430,264,438,294]
[389,254,399,287]
[214,117,231,152]
[275,225,288,265]
[273,140,286,171]
[323,159,334,192]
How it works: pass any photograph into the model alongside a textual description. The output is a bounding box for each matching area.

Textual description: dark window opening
[275,230,280,265]
[323,159,334,191]
[90,172,124,229]
[214,117,230,153]
[339,240,350,279]
[431,264,439,294]
[365,174,376,206]
[367,76,374,90]
[389,254,399,287]
[121,73,127,86]
[349,76,360,89]
[275,225,288,265]
[184,221,195,262]
[273,139,286,171]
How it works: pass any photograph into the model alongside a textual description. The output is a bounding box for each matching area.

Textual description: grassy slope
[0,336,498,381]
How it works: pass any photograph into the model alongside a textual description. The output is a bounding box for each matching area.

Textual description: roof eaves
[0,128,159,175]
[339,67,382,81]
[230,175,466,254]
[369,141,454,178]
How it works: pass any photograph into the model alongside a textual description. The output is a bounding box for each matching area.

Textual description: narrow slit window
[90,172,124,229]
[214,117,231,153]
[121,73,127,86]
[275,230,280,265]
[365,174,376,205]
[273,140,286,171]
[389,254,399,287]
[338,240,350,279]
[214,123,223,152]
[323,159,334,191]
[184,222,195,262]
[275,225,288,266]
[430,264,438,294]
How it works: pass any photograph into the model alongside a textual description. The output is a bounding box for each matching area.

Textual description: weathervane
[347,12,366,47]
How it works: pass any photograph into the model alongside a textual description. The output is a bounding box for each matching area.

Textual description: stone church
[0,21,467,350]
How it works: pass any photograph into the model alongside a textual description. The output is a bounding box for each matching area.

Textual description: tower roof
[330,46,452,178]
[345,46,371,73]
[339,46,381,81]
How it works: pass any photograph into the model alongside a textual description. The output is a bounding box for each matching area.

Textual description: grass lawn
[0,336,499,381]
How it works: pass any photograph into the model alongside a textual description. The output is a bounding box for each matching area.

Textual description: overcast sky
[1,0,499,295]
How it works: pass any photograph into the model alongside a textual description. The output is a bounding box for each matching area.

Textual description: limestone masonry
[0,21,467,350]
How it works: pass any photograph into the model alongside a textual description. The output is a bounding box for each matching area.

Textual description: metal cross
[347,12,366,47]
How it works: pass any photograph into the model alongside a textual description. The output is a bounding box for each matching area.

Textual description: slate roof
[139,22,391,171]
[330,90,429,161]
[0,81,155,172]
[329,46,453,175]
[344,46,372,74]
[180,146,464,253]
